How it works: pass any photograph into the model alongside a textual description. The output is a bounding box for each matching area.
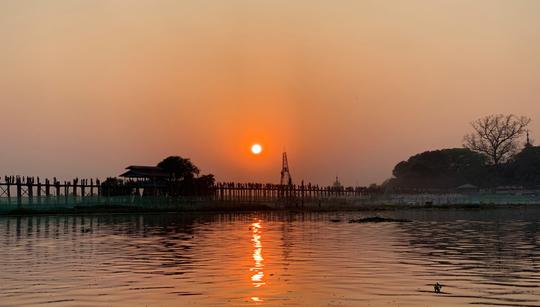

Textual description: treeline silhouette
[384,114,540,191]
[384,146,540,190]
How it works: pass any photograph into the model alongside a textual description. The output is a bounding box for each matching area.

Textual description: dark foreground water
[0,208,539,306]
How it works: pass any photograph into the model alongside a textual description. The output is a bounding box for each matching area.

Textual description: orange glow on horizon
[3,1,540,185]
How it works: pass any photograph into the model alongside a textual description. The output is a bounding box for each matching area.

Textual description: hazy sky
[1,0,540,185]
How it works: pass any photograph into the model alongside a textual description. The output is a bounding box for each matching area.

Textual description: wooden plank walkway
[213,182,369,202]
[0,176,101,205]
[0,176,369,205]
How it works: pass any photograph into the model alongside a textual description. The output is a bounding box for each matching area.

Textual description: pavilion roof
[119,166,169,178]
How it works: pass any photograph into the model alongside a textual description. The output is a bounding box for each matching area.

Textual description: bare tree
[464,114,531,165]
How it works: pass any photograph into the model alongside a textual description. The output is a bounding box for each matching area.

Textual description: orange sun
[251,144,262,155]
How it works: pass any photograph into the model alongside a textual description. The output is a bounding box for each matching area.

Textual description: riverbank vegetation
[384,114,540,191]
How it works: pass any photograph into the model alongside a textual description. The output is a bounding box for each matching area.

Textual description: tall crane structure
[280,152,293,186]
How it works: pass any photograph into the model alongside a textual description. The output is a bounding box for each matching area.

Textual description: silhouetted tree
[464,114,531,166]
[511,146,540,188]
[156,156,216,196]
[157,156,200,182]
[388,148,487,189]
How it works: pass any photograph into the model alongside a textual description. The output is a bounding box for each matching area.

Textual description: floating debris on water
[434,282,443,293]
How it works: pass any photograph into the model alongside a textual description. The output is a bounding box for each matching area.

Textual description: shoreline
[1,202,539,217]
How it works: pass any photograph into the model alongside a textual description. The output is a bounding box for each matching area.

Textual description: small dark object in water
[348,217,411,223]
[330,219,341,223]
[81,228,92,233]
[434,282,443,293]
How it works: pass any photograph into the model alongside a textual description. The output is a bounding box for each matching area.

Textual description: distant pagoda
[332,176,343,189]
[525,130,533,148]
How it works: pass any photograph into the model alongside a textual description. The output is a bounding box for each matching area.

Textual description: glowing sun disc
[251,144,262,155]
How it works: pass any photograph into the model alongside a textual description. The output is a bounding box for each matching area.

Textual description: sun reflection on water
[250,221,265,289]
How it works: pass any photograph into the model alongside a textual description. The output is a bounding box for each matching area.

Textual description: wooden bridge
[3,175,538,212]
[0,176,371,208]
[213,182,369,202]
[0,176,101,203]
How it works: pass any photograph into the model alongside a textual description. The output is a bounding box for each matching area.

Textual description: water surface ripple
[0,209,539,306]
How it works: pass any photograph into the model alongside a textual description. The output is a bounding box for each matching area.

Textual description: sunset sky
[1,0,540,185]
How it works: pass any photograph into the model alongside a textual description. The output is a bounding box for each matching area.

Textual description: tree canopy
[510,146,540,188]
[388,148,487,189]
[157,156,200,181]
[464,114,531,165]
[387,146,540,190]
[157,156,214,196]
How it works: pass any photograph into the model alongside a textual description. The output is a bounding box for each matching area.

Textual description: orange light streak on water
[250,221,265,289]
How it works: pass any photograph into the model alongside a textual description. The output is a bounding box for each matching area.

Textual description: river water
[0,208,539,306]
